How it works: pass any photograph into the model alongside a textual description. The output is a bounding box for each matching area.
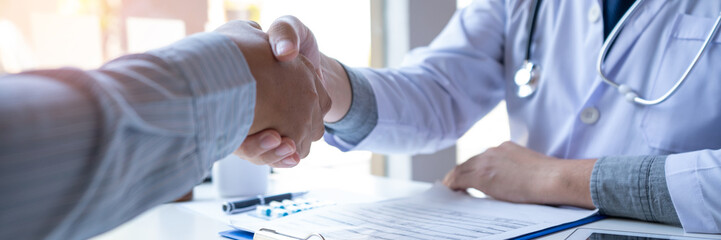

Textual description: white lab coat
[338,0,721,233]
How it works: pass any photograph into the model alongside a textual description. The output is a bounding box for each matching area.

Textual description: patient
[0,20,329,239]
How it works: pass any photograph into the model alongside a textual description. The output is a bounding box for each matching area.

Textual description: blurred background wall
[0,0,510,183]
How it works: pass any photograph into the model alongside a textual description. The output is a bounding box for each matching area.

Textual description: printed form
[234,183,598,240]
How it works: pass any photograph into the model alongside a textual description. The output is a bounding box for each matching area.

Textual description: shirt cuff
[324,62,378,149]
[148,32,256,173]
[590,155,681,226]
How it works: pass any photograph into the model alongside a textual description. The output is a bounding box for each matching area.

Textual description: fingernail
[260,134,280,150]
[274,144,293,157]
[281,157,297,166]
[275,40,293,56]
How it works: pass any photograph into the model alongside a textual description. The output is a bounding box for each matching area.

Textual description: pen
[222,191,308,214]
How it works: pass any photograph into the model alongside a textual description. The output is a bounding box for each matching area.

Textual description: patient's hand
[213,20,331,167]
[443,141,596,209]
[235,16,353,167]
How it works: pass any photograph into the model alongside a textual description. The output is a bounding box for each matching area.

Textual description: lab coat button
[588,5,601,23]
[580,107,600,124]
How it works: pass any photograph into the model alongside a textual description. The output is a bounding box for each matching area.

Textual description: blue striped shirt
[0,33,256,239]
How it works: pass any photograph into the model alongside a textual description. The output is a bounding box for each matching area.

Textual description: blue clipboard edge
[513,214,607,240]
[218,214,606,240]
[219,229,255,240]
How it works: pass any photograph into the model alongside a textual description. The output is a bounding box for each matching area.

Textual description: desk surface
[93,169,719,240]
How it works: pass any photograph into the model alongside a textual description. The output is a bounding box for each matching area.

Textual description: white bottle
[212,154,270,198]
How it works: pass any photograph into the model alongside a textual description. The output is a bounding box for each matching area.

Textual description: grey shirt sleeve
[324,63,378,145]
[590,155,681,226]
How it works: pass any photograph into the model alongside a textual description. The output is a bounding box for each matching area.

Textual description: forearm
[544,159,596,209]
[0,33,255,239]
[320,54,352,123]
[542,155,681,226]
[544,155,681,226]
[323,58,379,148]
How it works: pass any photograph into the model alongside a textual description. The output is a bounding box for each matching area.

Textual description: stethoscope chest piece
[515,61,539,98]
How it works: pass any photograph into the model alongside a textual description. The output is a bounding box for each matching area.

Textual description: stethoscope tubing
[519,0,721,105]
[597,0,721,105]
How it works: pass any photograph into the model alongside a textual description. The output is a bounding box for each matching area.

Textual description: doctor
[244,0,721,233]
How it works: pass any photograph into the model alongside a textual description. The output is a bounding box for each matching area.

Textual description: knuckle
[297,54,316,71]
[320,91,332,114]
[260,155,279,165]
[270,17,294,30]
[244,157,264,166]
[485,146,499,154]
[233,150,248,159]
[476,161,495,175]
[312,126,324,141]
[246,20,262,30]
[238,145,260,158]
[272,21,293,32]
[298,142,310,158]
[279,15,301,24]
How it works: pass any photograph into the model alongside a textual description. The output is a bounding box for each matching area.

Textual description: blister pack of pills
[253,198,335,220]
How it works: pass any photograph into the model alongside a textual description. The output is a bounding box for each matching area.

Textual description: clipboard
[219,228,325,240]
[253,228,325,240]
[220,214,602,240]
[221,184,603,240]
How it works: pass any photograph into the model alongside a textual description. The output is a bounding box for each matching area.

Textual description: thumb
[267,16,320,69]
[267,19,299,61]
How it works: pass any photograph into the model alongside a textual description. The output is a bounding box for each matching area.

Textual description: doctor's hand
[236,16,354,166]
[267,16,352,123]
[443,141,597,209]
[213,20,331,167]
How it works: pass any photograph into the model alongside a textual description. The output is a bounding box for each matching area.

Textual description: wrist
[545,159,596,208]
[320,54,352,123]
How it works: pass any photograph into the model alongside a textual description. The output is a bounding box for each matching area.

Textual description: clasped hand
[213,20,330,168]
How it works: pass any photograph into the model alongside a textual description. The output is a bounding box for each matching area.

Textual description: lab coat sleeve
[666,150,721,233]
[0,33,256,239]
[590,156,681,227]
[326,0,507,154]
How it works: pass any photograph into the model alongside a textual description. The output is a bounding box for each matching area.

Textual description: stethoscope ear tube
[518,0,721,105]
[597,1,721,105]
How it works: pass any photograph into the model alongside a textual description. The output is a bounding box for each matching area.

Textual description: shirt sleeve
[665,150,721,233]
[326,0,507,154]
[323,62,378,151]
[0,32,256,240]
[590,155,681,227]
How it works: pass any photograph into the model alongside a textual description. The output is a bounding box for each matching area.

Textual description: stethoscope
[514,0,721,105]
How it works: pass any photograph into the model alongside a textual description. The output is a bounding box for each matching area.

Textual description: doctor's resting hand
[0,20,329,239]
[443,141,596,209]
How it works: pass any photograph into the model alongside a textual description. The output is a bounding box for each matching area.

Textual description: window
[456,102,511,164]
[455,1,512,164]
[0,0,373,175]
[249,0,374,175]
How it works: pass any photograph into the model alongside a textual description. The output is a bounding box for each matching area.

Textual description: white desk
[93,169,720,240]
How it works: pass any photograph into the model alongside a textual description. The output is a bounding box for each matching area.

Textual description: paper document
[178,188,383,230]
[236,183,597,240]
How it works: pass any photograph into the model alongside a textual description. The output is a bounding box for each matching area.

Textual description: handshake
[213,18,351,168]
